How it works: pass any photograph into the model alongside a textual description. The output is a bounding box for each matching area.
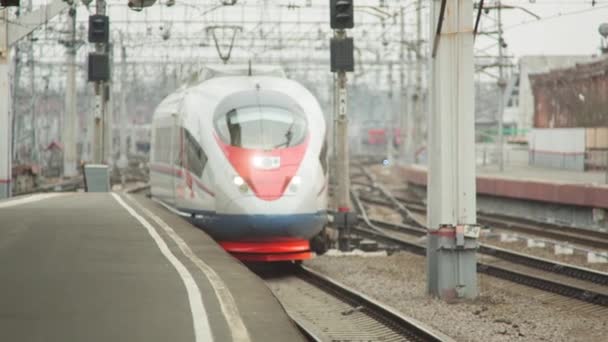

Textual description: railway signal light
[0,0,19,7]
[330,37,354,72]
[330,0,354,29]
[88,52,110,82]
[88,15,109,44]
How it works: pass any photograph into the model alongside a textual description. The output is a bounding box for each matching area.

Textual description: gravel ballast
[306,253,607,342]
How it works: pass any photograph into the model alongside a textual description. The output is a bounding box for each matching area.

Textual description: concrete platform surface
[0,192,304,342]
[477,164,606,186]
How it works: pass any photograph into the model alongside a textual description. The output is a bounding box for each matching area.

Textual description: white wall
[529,128,585,153]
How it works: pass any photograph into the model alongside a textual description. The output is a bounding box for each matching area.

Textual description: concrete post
[427,0,479,300]
[0,9,11,198]
[63,5,77,177]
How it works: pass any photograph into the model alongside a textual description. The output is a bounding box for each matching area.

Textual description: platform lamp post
[330,0,356,251]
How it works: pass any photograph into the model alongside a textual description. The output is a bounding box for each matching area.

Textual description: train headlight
[289,176,301,192]
[233,176,249,193]
[233,176,244,186]
[252,156,263,168]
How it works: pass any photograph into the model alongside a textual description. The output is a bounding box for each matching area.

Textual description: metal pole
[413,0,423,163]
[118,37,128,186]
[129,63,136,155]
[104,43,113,166]
[63,4,77,177]
[0,8,11,199]
[404,49,414,164]
[11,7,20,164]
[496,1,505,171]
[93,0,106,164]
[427,0,479,300]
[386,62,394,164]
[28,23,38,167]
[398,7,409,163]
[335,29,351,251]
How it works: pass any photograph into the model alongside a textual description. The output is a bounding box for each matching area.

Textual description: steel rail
[349,184,608,305]
[351,224,608,307]
[356,194,608,287]
[261,263,455,342]
[355,164,608,250]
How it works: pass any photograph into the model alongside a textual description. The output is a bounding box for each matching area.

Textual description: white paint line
[111,193,213,342]
[125,194,251,342]
[0,193,64,209]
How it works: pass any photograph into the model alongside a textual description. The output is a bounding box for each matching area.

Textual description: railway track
[354,166,608,250]
[396,196,608,251]
[255,263,453,342]
[349,190,608,307]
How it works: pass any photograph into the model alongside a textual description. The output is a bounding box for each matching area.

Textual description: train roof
[153,64,321,124]
[199,64,286,80]
[180,64,286,89]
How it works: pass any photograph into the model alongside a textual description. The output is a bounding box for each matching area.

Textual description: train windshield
[215,106,307,150]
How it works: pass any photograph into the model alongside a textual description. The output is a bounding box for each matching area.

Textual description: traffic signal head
[88,53,110,82]
[0,0,20,7]
[330,0,354,29]
[330,37,354,72]
[88,15,109,43]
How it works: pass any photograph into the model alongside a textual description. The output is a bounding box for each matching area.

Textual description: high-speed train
[150,65,329,261]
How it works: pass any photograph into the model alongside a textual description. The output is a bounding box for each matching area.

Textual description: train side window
[320,140,328,175]
[184,129,207,177]
[154,127,174,164]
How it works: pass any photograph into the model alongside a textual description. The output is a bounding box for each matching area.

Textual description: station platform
[476,164,606,185]
[0,192,304,342]
[400,164,608,209]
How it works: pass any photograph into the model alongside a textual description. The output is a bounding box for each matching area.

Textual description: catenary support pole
[335,29,351,250]
[398,6,409,163]
[496,1,505,171]
[117,37,128,186]
[413,0,423,163]
[427,0,479,300]
[0,0,69,198]
[93,0,107,164]
[386,62,394,164]
[404,49,414,164]
[63,4,77,177]
[0,8,11,199]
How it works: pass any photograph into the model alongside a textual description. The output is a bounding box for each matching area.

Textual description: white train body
[150,66,328,261]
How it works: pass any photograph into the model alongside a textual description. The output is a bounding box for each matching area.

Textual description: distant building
[517,55,597,131]
[526,56,608,171]
[474,55,597,142]
[529,56,608,128]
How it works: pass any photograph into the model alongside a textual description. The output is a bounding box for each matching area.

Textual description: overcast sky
[494,1,608,57]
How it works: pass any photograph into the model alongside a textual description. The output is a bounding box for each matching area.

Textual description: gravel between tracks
[306,253,607,342]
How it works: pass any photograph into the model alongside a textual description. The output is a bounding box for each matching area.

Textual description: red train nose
[216,136,309,201]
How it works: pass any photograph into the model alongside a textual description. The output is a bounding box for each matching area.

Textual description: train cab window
[184,129,207,177]
[215,106,307,150]
[319,140,328,175]
[154,127,172,163]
